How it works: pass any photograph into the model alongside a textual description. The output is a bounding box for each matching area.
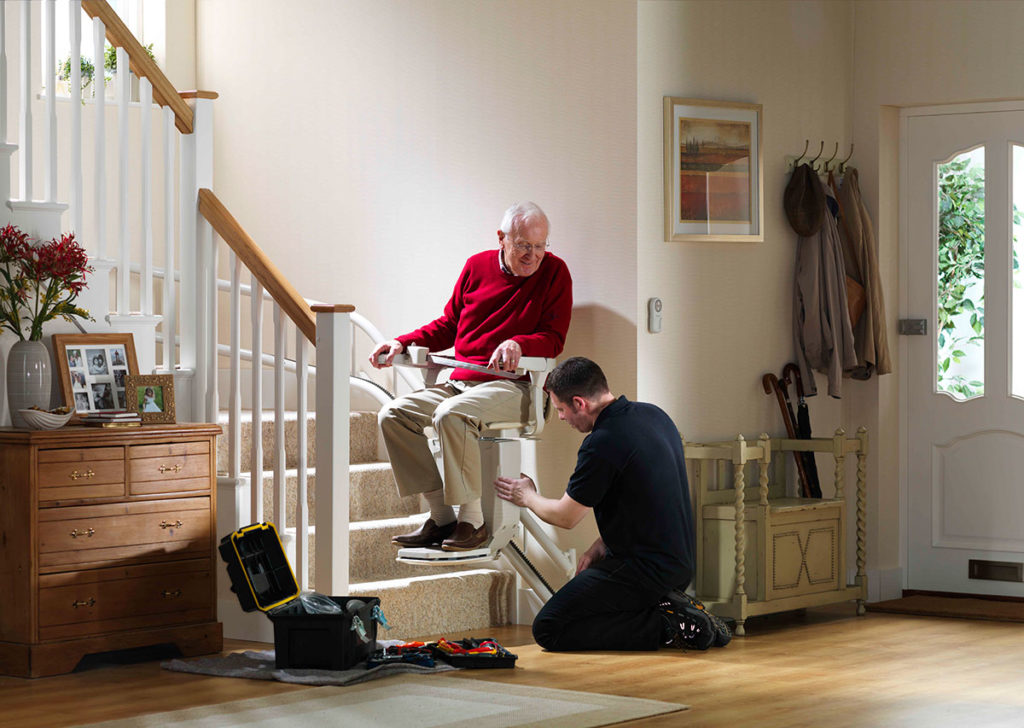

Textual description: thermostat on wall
[648,297,662,333]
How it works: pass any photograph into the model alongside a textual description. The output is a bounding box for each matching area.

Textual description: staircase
[0,0,520,641]
[215,407,515,639]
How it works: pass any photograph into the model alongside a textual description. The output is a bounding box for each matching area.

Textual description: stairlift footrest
[396,545,496,565]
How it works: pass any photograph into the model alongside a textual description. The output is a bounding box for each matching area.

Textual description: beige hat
[784,163,825,237]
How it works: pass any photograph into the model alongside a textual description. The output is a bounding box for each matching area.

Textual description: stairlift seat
[388,354,554,565]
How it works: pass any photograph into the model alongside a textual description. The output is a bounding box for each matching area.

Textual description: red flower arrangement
[0,224,93,341]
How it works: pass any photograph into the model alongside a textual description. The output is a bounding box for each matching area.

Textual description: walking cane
[762,372,813,498]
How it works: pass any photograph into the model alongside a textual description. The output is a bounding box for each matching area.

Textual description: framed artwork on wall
[126,374,176,424]
[52,333,140,414]
[663,97,763,242]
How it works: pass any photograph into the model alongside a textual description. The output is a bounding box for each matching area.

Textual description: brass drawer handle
[158,463,183,474]
[70,528,95,538]
[161,589,182,599]
[68,469,95,481]
[72,598,96,608]
[159,520,183,529]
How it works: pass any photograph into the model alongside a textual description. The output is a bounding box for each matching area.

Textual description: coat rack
[785,140,854,174]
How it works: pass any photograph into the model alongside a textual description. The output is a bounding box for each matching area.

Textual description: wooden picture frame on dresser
[0,423,223,677]
[52,333,140,415]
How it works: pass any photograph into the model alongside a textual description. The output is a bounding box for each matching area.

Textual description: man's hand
[576,537,607,575]
[369,339,403,369]
[487,339,522,372]
[494,473,537,507]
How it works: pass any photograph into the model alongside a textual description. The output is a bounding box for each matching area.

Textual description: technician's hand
[576,538,607,575]
[369,339,403,369]
[494,473,536,507]
[487,339,522,372]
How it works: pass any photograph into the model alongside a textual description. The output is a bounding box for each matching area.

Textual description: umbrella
[782,363,822,498]
[762,372,814,498]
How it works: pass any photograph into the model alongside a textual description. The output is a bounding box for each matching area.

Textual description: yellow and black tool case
[219,522,380,670]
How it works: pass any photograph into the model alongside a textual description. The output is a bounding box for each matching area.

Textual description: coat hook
[807,141,825,172]
[793,139,810,166]
[823,142,839,172]
[839,143,855,173]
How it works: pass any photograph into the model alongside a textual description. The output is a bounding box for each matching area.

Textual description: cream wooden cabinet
[0,424,223,677]
[686,429,868,635]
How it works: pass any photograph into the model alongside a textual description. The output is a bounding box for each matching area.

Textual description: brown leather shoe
[440,522,489,551]
[391,518,457,547]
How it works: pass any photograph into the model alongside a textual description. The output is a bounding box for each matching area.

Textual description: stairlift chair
[384,350,575,600]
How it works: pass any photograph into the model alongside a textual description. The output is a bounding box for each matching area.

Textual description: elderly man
[494,357,730,651]
[370,202,572,552]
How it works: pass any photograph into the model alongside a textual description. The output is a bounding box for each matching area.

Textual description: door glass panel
[1013,145,1024,398]
[937,147,985,400]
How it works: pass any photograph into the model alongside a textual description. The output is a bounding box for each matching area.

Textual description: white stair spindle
[43,0,56,203]
[19,0,32,200]
[296,331,309,590]
[93,18,105,257]
[229,251,241,480]
[206,231,219,423]
[70,1,83,234]
[251,277,265,523]
[1,5,7,143]
[117,46,130,313]
[140,77,153,314]
[273,304,286,528]
[162,106,176,370]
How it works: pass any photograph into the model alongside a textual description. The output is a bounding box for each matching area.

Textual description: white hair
[499,201,550,238]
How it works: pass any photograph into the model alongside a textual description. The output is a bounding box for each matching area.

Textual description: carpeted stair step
[349,515,454,582]
[255,463,421,528]
[349,569,515,638]
[216,410,380,473]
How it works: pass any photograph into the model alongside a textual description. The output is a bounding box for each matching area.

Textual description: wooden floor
[4,603,1024,727]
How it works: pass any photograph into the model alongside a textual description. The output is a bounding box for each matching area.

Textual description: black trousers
[532,557,688,652]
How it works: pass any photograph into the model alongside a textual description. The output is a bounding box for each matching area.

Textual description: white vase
[7,340,52,428]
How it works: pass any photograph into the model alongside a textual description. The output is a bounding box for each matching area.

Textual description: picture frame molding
[125,373,176,424]
[663,96,764,243]
[52,333,140,416]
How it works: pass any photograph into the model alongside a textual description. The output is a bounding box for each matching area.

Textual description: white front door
[904,103,1024,596]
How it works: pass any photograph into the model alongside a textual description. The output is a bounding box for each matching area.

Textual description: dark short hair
[546,356,609,402]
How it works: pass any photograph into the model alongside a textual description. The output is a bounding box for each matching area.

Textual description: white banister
[116,46,129,312]
[313,306,352,594]
[228,251,241,479]
[69,0,83,233]
[92,17,105,256]
[43,0,56,202]
[140,77,153,314]
[295,331,309,590]
[273,303,286,527]
[19,0,32,200]
[251,276,265,523]
[205,230,218,421]
[162,105,176,370]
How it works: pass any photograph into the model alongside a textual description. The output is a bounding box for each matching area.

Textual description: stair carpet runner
[216,410,514,638]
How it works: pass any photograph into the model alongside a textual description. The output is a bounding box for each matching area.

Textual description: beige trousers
[378,380,531,505]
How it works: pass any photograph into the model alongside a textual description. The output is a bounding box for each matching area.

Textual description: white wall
[195,0,638,578]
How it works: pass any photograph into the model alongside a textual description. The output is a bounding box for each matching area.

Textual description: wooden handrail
[81,0,195,134]
[198,188,317,344]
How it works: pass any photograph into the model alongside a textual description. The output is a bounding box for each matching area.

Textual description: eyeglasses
[508,240,549,254]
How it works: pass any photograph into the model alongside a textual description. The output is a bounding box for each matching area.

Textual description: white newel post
[312,305,353,595]
[180,94,215,422]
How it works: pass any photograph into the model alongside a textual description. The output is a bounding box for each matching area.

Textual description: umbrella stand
[782,363,822,497]
[762,372,813,498]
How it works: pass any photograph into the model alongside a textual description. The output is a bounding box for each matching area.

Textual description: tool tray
[429,637,517,668]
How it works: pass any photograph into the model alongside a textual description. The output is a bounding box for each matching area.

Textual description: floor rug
[161,648,458,686]
[75,675,687,728]
[867,594,1024,623]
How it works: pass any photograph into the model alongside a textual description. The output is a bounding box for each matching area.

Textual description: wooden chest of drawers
[0,424,223,677]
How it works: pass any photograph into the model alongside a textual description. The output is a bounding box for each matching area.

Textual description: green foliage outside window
[937,156,1021,398]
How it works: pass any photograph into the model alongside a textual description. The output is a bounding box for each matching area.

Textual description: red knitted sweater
[396,250,572,381]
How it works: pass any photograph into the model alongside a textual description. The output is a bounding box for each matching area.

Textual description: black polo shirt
[566,396,695,592]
